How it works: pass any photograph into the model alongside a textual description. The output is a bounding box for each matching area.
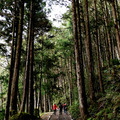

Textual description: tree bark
[94,0,104,93]
[115,0,120,26]
[28,0,34,115]
[67,58,72,106]
[10,0,24,112]
[38,40,43,112]
[20,0,32,112]
[84,0,95,102]
[72,0,88,119]
[102,0,113,60]
[0,82,2,111]
[111,0,120,58]
[4,1,17,119]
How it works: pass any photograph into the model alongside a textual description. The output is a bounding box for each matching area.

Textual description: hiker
[58,100,61,106]
[63,103,67,113]
[63,103,66,113]
[53,104,58,115]
[59,103,63,115]
[65,104,68,114]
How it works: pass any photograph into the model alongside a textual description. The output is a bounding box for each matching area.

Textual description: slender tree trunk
[38,40,43,112]
[94,0,104,92]
[20,0,32,112]
[28,0,34,115]
[80,1,88,78]
[43,78,46,112]
[115,0,120,26]
[0,82,2,111]
[84,0,95,102]
[34,82,38,108]
[48,95,51,111]
[72,0,88,119]
[64,58,72,106]
[70,57,73,104]
[4,1,17,119]
[111,0,120,57]
[10,0,24,112]
[17,90,21,111]
[28,31,34,115]
[101,0,113,60]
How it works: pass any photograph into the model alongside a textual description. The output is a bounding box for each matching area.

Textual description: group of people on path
[53,101,67,115]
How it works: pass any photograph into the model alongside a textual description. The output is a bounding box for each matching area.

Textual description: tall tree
[20,1,31,112]
[4,0,17,119]
[103,0,113,61]
[84,0,95,102]
[10,0,24,112]
[28,0,34,115]
[94,0,104,92]
[72,0,88,119]
[111,0,120,58]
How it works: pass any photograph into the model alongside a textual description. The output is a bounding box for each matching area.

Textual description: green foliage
[111,59,120,65]
[69,101,80,120]
[0,109,5,120]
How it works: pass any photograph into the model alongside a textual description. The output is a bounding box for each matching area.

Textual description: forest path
[41,112,53,120]
[41,110,72,120]
[50,110,72,120]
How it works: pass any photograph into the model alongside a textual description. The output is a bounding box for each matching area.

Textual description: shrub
[69,100,80,120]
[0,109,5,120]
[10,112,40,120]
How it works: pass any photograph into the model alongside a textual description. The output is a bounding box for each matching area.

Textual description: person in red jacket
[53,104,58,115]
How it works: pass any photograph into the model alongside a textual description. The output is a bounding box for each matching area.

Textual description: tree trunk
[20,7,31,112]
[111,0,120,58]
[65,58,72,106]
[115,0,120,26]
[43,78,46,112]
[83,0,95,102]
[4,1,17,119]
[28,8,34,117]
[72,0,88,119]
[10,0,24,112]
[101,0,113,60]
[80,1,88,78]
[94,0,104,93]
[38,40,43,112]
[34,75,38,109]
[0,82,2,111]
[17,90,21,111]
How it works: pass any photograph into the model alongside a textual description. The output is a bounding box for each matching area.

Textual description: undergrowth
[0,109,5,120]
[88,61,120,120]
[70,60,120,120]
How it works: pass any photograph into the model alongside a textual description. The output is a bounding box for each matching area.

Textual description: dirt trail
[50,110,72,120]
[41,110,72,120]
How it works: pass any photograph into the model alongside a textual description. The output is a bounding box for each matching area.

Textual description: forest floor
[41,110,72,120]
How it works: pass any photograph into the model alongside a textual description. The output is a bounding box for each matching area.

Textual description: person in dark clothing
[65,104,68,114]
[63,103,68,114]
[58,100,61,106]
[59,103,63,115]
[63,103,66,113]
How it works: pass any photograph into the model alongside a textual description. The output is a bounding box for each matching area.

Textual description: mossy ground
[10,112,41,120]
